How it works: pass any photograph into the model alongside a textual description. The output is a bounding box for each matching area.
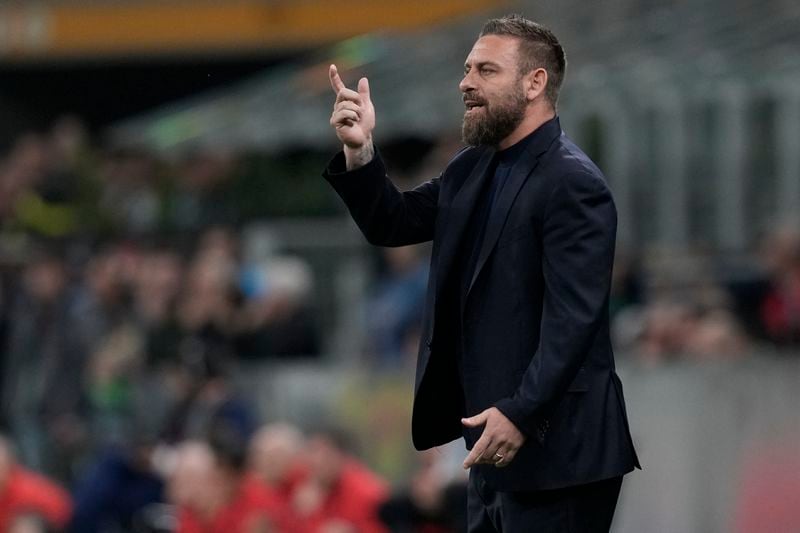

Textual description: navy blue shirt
[460,132,537,297]
[454,131,539,391]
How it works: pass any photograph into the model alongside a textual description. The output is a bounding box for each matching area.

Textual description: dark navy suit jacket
[324,117,639,491]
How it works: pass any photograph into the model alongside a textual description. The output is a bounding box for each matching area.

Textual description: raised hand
[329,64,375,169]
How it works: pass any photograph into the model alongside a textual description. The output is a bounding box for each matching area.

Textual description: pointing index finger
[329,64,346,95]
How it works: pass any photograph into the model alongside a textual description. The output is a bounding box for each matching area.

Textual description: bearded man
[323,14,639,532]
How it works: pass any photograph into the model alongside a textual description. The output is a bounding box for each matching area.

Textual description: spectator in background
[758,224,800,346]
[290,427,388,533]
[1,250,88,481]
[617,298,748,365]
[248,423,307,500]
[169,432,278,533]
[47,116,90,175]
[9,118,96,239]
[85,321,146,445]
[165,152,237,233]
[0,135,42,219]
[176,228,239,350]
[67,431,164,533]
[364,246,428,367]
[685,308,749,360]
[2,133,76,237]
[379,449,467,533]
[635,300,695,362]
[132,247,185,370]
[98,148,162,236]
[72,246,133,344]
[248,423,309,529]
[160,344,256,446]
[0,435,72,532]
[235,256,320,359]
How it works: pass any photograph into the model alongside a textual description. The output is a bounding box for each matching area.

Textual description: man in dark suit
[324,14,639,532]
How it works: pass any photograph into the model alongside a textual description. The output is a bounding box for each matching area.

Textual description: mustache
[462,92,487,105]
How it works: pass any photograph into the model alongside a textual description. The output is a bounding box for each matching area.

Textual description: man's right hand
[329,64,375,170]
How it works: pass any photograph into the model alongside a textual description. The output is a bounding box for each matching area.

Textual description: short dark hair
[480,14,566,108]
[207,423,248,473]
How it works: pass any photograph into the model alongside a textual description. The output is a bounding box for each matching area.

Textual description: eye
[480,67,495,75]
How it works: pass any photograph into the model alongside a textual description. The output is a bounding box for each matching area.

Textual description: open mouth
[464,101,485,113]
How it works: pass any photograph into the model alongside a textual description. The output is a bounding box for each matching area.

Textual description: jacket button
[425,337,433,349]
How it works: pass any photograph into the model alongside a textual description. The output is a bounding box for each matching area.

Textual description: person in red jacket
[0,436,72,532]
[248,423,309,532]
[169,431,279,533]
[289,428,388,533]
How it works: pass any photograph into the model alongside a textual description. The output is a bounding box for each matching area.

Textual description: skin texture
[460,34,553,150]
[248,423,304,485]
[461,35,528,147]
[328,66,375,170]
[328,34,559,470]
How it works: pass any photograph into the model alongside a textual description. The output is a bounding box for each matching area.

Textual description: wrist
[344,141,374,171]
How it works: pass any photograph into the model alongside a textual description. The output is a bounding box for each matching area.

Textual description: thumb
[358,77,370,100]
[461,409,489,428]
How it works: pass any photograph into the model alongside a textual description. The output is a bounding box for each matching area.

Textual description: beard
[461,85,527,147]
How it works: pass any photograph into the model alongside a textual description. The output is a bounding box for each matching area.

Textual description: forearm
[494,316,603,435]
[495,171,617,435]
[323,150,438,246]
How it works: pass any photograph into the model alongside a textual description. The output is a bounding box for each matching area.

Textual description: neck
[497,106,556,151]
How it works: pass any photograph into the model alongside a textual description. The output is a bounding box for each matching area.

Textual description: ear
[524,67,548,102]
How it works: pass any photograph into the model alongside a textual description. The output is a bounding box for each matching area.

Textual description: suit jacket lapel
[466,119,563,297]
[433,147,495,303]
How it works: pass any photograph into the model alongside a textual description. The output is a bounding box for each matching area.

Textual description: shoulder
[550,135,606,178]
[9,467,71,526]
[12,466,69,500]
[537,136,617,227]
[541,135,612,196]
[242,475,281,510]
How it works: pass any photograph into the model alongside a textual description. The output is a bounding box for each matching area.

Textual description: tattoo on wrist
[345,143,374,171]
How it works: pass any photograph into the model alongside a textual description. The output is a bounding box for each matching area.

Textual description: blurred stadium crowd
[0,115,466,532]
[1,109,799,532]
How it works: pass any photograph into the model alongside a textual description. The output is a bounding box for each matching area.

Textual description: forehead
[465,34,520,67]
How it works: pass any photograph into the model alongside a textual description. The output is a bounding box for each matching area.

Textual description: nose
[459,71,474,93]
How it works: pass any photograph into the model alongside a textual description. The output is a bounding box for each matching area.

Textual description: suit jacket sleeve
[494,170,617,436]
[322,149,439,246]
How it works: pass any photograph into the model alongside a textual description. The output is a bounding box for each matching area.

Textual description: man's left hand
[462,407,526,469]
